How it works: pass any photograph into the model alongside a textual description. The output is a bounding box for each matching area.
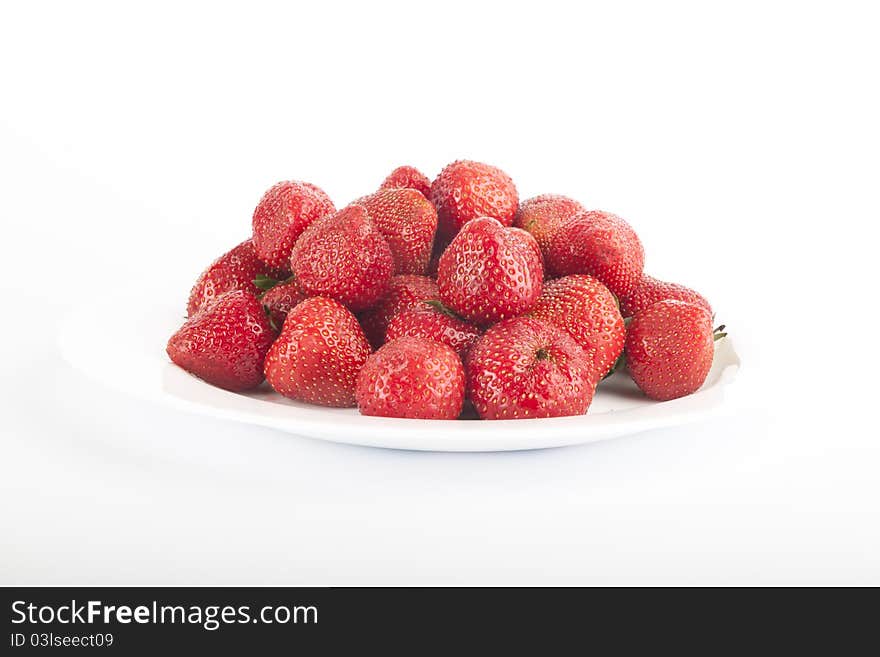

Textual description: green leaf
[423,299,465,321]
[254,274,280,291]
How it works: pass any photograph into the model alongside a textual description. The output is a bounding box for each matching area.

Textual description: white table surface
[1,1,878,585]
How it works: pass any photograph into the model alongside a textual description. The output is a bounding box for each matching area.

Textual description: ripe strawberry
[430,160,519,240]
[466,317,595,419]
[546,210,645,298]
[290,205,393,312]
[513,194,586,256]
[186,239,284,317]
[437,217,543,327]
[256,275,306,330]
[264,296,371,407]
[380,165,432,198]
[352,188,438,275]
[385,301,482,358]
[625,300,717,401]
[167,290,277,392]
[251,180,336,270]
[620,275,712,318]
[529,275,625,379]
[356,337,466,419]
[358,275,439,348]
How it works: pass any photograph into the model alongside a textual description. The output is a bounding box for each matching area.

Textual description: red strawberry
[353,188,438,275]
[430,160,518,240]
[529,275,625,379]
[380,165,432,198]
[546,210,645,298]
[385,301,482,358]
[513,194,586,257]
[437,217,543,327]
[625,300,718,401]
[620,275,712,318]
[466,317,595,419]
[256,276,306,330]
[251,180,335,270]
[186,239,284,316]
[290,205,393,312]
[167,290,276,392]
[358,275,439,348]
[264,296,371,407]
[356,336,465,419]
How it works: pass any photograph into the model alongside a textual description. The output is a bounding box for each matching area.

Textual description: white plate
[58,304,741,452]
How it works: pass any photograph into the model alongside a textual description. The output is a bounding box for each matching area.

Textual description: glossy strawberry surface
[357,275,439,348]
[620,275,712,318]
[167,290,276,392]
[430,160,518,240]
[546,210,644,298]
[186,239,284,317]
[264,297,371,407]
[251,180,335,270]
[259,278,306,329]
[625,300,714,401]
[529,275,625,379]
[356,336,465,419]
[379,165,432,198]
[385,302,482,359]
[513,194,586,257]
[353,188,437,275]
[466,317,595,420]
[437,217,543,327]
[290,205,393,312]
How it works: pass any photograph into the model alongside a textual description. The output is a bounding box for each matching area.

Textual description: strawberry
[255,275,306,330]
[430,160,519,240]
[167,290,277,392]
[356,336,465,419]
[546,210,645,298]
[251,180,336,270]
[290,205,393,312]
[263,296,371,407]
[625,300,719,401]
[385,301,482,358]
[529,275,625,379]
[466,317,596,419]
[620,275,712,318]
[186,239,284,317]
[437,217,543,327]
[380,165,432,198]
[352,188,438,275]
[513,194,586,257]
[357,275,439,348]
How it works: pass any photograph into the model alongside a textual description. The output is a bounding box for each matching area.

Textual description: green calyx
[262,304,280,333]
[423,299,465,321]
[254,274,296,297]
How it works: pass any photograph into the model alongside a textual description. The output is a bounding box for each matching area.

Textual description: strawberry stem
[713,324,728,341]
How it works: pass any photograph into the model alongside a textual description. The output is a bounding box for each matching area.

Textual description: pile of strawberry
[167,160,725,420]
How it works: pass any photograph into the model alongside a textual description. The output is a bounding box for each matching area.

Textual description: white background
[1,1,878,584]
